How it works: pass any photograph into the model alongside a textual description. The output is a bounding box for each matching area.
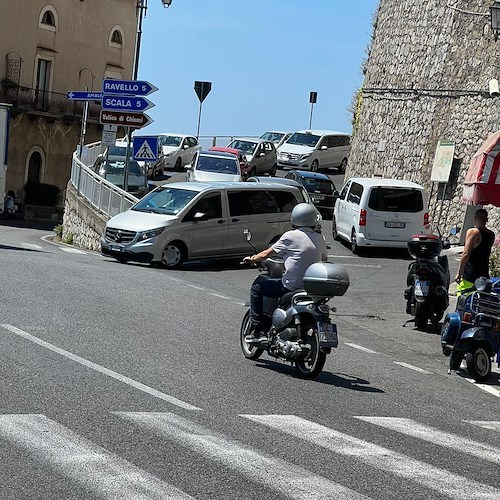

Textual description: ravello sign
[102,79,158,97]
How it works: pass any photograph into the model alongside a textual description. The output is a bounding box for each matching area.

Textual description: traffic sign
[133,136,158,161]
[101,95,153,112]
[102,79,158,96]
[100,110,154,129]
[67,91,103,101]
[309,91,318,104]
[194,81,212,103]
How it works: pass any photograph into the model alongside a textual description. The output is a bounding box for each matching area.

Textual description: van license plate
[318,322,338,347]
[385,221,405,228]
[110,244,124,252]
[313,195,325,201]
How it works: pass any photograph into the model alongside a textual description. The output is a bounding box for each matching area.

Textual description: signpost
[101,95,153,113]
[133,136,159,161]
[67,91,103,101]
[99,110,153,128]
[309,91,317,129]
[102,79,158,96]
[194,81,212,139]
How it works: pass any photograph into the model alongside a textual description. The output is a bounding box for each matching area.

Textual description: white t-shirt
[271,227,327,291]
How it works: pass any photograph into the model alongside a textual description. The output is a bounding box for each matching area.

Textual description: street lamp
[491,1,500,41]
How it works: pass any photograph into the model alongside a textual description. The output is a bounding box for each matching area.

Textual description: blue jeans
[250,275,288,327]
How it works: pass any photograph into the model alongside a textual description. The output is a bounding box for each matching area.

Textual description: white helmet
[291,203,317,228]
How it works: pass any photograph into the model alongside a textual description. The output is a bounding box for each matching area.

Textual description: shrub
[54,224,63,239]
[490,238,500,277]
[24,182,61,207]
[63,232,74,245]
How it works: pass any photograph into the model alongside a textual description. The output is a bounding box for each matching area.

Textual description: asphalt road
[0,175,499,499]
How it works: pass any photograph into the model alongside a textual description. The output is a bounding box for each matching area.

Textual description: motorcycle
[239,229,350,379]
[441,277,500,382]
[404,232,453,329]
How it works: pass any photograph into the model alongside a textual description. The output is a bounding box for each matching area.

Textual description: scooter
[240,229,349,379]
[441,277,500,382]
[404,233,452,329]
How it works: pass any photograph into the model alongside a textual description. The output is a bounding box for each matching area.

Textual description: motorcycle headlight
[139,227,165,241]
[300,154,311,161]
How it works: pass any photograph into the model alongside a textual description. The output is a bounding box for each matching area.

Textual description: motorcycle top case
[407,234,442,259]
[303,263,350,297]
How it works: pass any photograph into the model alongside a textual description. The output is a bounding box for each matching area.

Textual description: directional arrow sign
[102,79,158,96]
[100,110,154,129]
[67,91,103,101]
[101,95,154,112]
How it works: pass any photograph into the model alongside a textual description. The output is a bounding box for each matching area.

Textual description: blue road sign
[101,95,154,112]
[133,136,159,161]
[102,79,158,96]
[67,91,103,101]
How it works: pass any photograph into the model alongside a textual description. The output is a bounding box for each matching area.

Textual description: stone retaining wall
[62,181,108,251]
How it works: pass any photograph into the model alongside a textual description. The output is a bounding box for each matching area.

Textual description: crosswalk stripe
[21,243,43,250]
[241,415,500,500]
[344,342,378,354]
[355,417,500,465]
[61,247,87,254]
[115,412,372,500]
[0,414,194,499]
[466,420,500,433]
[393,361,432,374]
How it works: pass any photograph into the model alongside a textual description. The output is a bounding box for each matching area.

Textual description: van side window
[347,182,363,205]
[228,190,279,216]
[184,192,222,221]
[272,191,298,212]
[338,183,350,201]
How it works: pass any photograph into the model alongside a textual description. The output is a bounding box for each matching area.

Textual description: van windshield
[368,188,423,212]
[132,186,198,215]
[286,133,321,147]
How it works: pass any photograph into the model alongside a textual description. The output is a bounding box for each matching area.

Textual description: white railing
[70,143,138,218]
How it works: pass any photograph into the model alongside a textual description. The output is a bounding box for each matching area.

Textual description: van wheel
[160,242,185,268]
[311,160,319,172]
[350,228,359,254]
[339,158,348,173]
[174,158,182,172]
[332,217,340,241]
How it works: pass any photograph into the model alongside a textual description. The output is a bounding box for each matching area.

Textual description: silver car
[227,138,277,176]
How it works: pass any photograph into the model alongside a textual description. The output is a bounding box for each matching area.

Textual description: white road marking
[61,247,87,254]
[235,301,246,307]
[355,417,500,466]
[210,293,231,300]
[465,378,500,398]
[115,412,372,500]
[344,342,378,354]
[465,421,500,433]
[393,361,432,374]
[186,284,206,291]
[242,415,500,500]
[0,414,195,500]
[21,243,43,250]
[0,324,201,411]
[328,254,360,259]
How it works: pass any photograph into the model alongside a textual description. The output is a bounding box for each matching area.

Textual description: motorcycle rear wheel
[240,311,264,360]
[465,343,492,383]
[415,302,429,330]
[295,329,326,379]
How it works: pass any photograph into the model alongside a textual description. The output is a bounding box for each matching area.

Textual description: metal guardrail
[70,143,138,218]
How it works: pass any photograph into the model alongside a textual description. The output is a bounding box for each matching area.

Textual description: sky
[136,0,379,140]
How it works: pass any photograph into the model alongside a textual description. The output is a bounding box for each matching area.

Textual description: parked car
[259,131,292,149]
[101,182,307,267]
[208,146,252,178]
[277,130,350,172]
[158,133,201,171]
[333,177,429,253]
[92,155,147,197]
[186,151,242,182]
[284,170,336,218]
[227,137,277,176]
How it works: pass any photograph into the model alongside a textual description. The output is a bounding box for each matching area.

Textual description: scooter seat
[279,291,298,308]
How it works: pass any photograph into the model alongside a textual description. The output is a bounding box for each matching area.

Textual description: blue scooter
[441,277,500,382]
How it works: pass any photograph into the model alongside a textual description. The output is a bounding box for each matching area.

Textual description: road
[0,174,499,499]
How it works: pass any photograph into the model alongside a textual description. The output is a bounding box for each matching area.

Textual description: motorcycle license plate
[318,322,338,347]
[415,280,430,297]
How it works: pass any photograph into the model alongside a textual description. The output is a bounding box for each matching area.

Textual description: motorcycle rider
[244,203,327,343]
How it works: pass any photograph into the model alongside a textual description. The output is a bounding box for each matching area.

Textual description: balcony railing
[0,83,101,121]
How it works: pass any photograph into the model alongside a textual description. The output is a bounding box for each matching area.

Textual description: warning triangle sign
[135,140,156,160]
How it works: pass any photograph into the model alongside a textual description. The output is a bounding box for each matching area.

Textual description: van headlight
[138,227,165,241]
[300,154,311,161]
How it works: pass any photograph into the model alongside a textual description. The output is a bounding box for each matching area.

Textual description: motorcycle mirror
[442,239,451,250]
[243,228,252,241]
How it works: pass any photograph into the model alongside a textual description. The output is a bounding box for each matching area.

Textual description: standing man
[455,208,495,293]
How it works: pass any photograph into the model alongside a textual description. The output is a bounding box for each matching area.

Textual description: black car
[284,170,336,217]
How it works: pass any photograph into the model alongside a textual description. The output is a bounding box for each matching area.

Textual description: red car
[208,146,251,179]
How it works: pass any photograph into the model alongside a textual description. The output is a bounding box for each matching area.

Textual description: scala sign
[102,79,158,96]
[101,95,153,113]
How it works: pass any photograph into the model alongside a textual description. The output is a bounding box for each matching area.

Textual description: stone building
[0,0,136,209]
[349,0,500,235]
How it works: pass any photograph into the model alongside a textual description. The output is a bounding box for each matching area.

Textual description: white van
[277,130,351,173]
[101,181,309,267]
[332,178,429,253]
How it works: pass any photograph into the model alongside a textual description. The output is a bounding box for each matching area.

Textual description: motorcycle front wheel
[295,328,326,379]
[240,311,264,360]
[465,343,492,383]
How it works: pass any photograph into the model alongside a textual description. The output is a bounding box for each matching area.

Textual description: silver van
[101,181,307,267]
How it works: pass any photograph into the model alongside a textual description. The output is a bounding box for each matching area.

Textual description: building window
[109,25,124,48]
[39,6,58,32]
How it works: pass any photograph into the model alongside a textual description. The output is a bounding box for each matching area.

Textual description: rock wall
[62,181,108,251]
[349,0,500,233]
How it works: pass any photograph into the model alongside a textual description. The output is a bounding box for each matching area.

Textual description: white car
[158,133,201,171]
[186,151,242,182]
[259,131,292,149]
[277,130,351,172]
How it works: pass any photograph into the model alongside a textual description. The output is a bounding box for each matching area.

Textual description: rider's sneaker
[245,325,267,344]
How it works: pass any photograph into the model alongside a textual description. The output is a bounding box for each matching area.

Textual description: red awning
[463,130,500,206]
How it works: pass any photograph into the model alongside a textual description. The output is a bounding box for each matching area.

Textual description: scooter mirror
[243,228,252,241]
[442,239,451,250]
